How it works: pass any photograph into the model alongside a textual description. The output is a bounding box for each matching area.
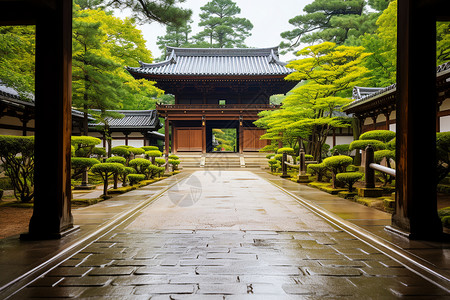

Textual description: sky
[126,0,313,62]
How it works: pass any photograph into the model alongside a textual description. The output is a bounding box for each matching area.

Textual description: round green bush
[331,144,350,155]
[155,158,166,166]
[106,156,127,165]
[305,154,314,161]
[146,164,165,178]
[129,147,145,155]
[268,158,278,165]
[123,167,136,175]
[266,154,275,159]
[141,146,159,151]
[169,155,179,160]
[359,130,395,143]
[336,172,364,192]
[71,136,102,157]
[374,150,395,163]
[386,138,396,150]
[128,158,151,174]
[438,207,450,218]
[323,155,353,170]
[92,147,106,157]
[127,174,146,185]
[145,150,163,158]
[307,163,327,182]
[349,139,385,151]
[71,145,75,157]
[91,163,124,175]
[169,159,180,170]
[277,147,295,155]
[71,157,100,169]
[110,146,130,157]
[274,154,283,161]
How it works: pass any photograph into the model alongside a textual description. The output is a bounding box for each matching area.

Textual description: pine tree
[193,0,253,48]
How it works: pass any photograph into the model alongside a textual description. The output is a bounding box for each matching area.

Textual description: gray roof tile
[89,110,161,130]
[128,46,294,77]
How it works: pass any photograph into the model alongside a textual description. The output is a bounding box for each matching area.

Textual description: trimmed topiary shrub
[266,153,275,159]
[129,158,151,175]
[154,158,166,166]
[307,163,327,182]
[274,154,283,162]
[129,147,145,156]
[386,138,396,150]
[110,146,131,158]
[374,150,395,186]
[71,157,100,179]
[91,163,124,197]
[336,172,364,192]
[268,158,280,173]
[169,154,179,160]
[106,156,127,165]
[359,130,395,143]
[323,155,353,188]
[277,147,295,155]
[169,159,180,170]
[92,147,106,158]
[305,154,314,161]
[141,146,159,151]
[119,167,136,186]
[145,150,163,164]
[349,139,386,151]
[331,144,351,156]
[0,135,35,202]
[71,136,102,157]
[127,174,145,185]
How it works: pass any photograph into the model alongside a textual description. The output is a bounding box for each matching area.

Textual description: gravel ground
[0,206,33,239]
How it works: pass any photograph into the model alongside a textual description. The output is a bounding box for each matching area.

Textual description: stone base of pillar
[297,175,311,183]
[20,225,80,240]
[73,184,96,190]
[357,187,383,197]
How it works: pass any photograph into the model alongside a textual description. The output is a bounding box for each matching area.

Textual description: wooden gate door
[175,128,203,152]
[243,129,267,151]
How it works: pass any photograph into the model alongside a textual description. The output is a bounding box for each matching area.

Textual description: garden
[265,130,450,230]
[0,135,182,238]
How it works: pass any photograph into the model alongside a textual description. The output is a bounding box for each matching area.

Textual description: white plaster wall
[377,114,386,122]
[1,116,22,126]
[389,123,396,132]
[440,115,450,132]
[440,98,450,111]
[111,139,126,147]
[390,110,396,120]
[364,118,373,125]
[128,132,144,138]
[127,140,144,148]
[0,128,22,136]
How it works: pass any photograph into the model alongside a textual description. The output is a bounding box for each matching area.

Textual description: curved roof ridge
[165,46,281,57]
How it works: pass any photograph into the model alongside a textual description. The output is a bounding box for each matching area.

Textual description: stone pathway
[12,171,448,299]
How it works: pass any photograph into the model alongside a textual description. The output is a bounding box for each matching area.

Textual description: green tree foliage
[323,155,353,188]
[437,132,450,183]
[307,163,328,182]
[212,128,236,152]
[102,0,192,26]
[0,26,35,97]
[359,130,395,142]
[336,172,363,192]
[157,21,193,51]
[349,139,385,151]
[256,42,370,161]
[71,136,102,157]
[127,174,146,185]
[194,0,253,48]
[71,157,100,179]
[437,22,450,65]
[72,7,163,134]
[280,0,389,52]
[91,163,124,197]
[0,136,34,202]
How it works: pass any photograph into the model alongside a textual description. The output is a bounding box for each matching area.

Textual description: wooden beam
[24,0,74,239]
[392,0,442,239]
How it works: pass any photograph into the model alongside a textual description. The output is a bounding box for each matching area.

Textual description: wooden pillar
[239,116,243,154]
[164,117,169,156]
[371,116,377,130]
[124,132,129,146]
[25,0,74,239]
[21,112,29,136]
[393,0,442,238]
[384,111,390,130]
[332,128,336,147]
[202,117,206,154]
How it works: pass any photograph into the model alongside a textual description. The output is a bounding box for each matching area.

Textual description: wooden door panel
[243,129,267,151]
[176,128,202,152]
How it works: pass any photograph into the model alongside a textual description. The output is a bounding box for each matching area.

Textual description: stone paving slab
[10,171,449,298]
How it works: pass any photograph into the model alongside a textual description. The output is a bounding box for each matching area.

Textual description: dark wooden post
[202,116,206,154]
[25,0,74,239]
[164,117,169,156]
[364,145,375,188]
[299,148,306,176]
[281,152,289,178]
[239,116,243,154]
[393,0,442,238]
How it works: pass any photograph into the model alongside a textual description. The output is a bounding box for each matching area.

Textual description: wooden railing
[156,104,280,110]
[365,145,396,188]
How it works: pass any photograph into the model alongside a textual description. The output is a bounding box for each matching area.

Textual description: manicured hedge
[127,174,146,185]
[277,147,295,155]
[145,150,162,158]
[72,157,100,169]
[141,146,159,151]
[169,155,179,160]
[110,146,130,158]
[155,158,166,166]
[323,155,353,188]
[359,130,395,143]
[349,139,385,151]
[71,136,101,157]
[331,144,350,155]
[106,156,127,165]
[91,163,125,197]
[336,172,363,192]
[92,147,106,157]
[373,150,395,163]
[129,147,145,155]
[129,158,151,174]
[169,159,180,170]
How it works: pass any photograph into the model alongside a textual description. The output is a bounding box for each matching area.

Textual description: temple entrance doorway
[206,120,239,153]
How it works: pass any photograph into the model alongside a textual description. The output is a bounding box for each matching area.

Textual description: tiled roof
[89,110,161,130]
[0,82,34,101]
[127,46,294,77]
[344,61,450,112]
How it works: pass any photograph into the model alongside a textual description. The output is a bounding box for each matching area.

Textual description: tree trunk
[113,173,118,189]
[103,178,108,197]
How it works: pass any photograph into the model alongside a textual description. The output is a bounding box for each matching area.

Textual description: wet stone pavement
[13,171,449,299]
